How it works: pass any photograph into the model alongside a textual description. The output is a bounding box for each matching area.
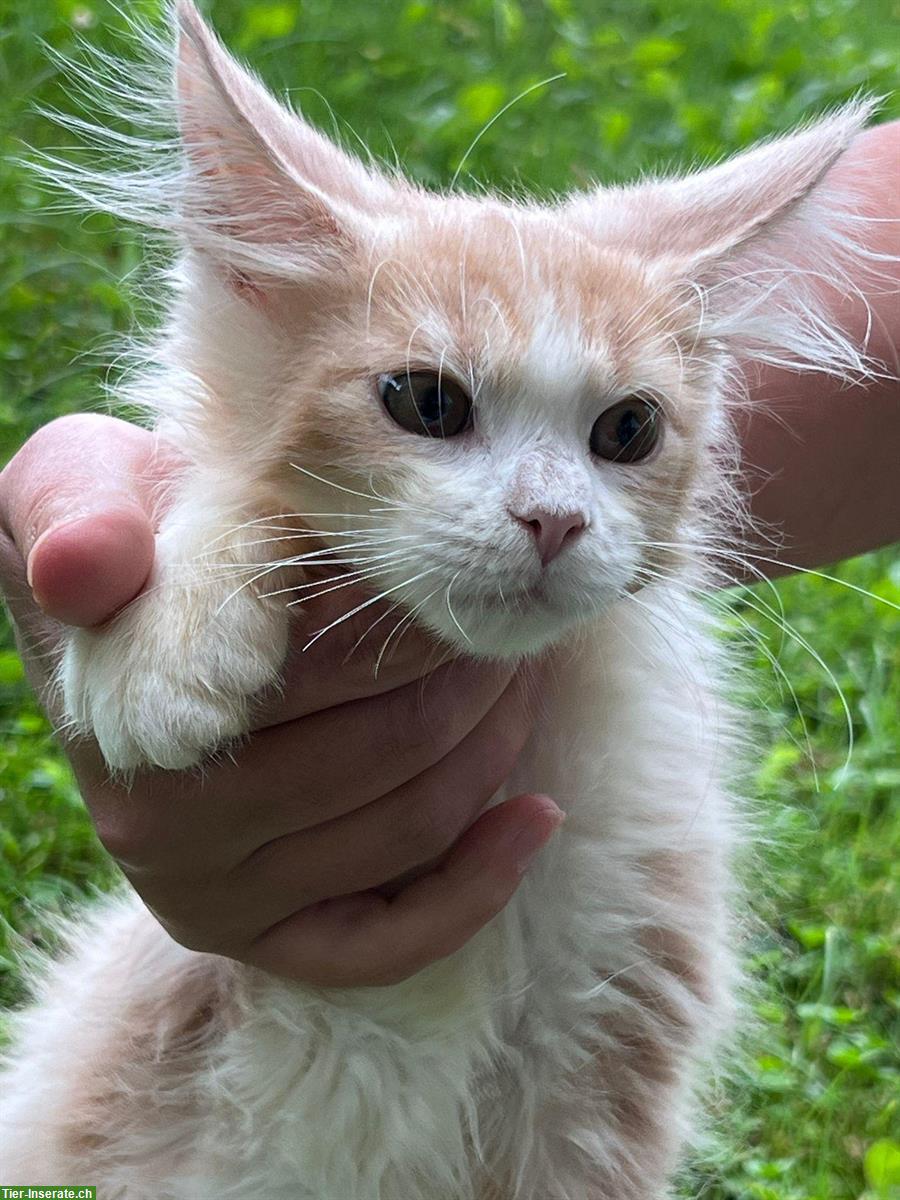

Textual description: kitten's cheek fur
[59,516,290,772]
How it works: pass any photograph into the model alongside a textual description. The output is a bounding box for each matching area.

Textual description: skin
[735,119,900,576]
[0,122,897,988]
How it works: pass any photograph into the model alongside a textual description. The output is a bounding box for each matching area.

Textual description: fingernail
[26,517,89,591]
[511,798,564,874]
[25,519,87,610]
[25,540,43,591]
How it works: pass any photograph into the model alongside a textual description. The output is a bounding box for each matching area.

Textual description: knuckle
[137,885,243,958]
[367,919,485,984]
[31,412,105,447]
[0,419,85,537]
[88,799,164,870]
[18,415,100,487]
[387,667,490,764]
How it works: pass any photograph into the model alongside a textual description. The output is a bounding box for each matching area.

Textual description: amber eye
[590,395,662,463]
[379,371,473,438]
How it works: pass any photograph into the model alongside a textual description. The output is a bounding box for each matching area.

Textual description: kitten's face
[168,2,864,659]
[275,202,717,658]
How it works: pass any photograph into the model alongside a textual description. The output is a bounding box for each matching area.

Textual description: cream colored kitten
[0,4,876,1197]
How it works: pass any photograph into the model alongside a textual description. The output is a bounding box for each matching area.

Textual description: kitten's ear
[567,103,878,371]
[174,0,394,285]
[570,103,873,265]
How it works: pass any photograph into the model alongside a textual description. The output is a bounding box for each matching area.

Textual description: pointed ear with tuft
[173,0,395,290]
[569,101,880,374]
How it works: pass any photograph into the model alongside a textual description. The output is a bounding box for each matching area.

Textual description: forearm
[738,119,900,574]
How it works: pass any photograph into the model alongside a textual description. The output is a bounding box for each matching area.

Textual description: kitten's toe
[62,636,253,772]
[85,658,256,771]
[94,692,248,773]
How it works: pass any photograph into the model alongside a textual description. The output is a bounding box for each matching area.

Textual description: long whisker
[288,461,452,522]
[289,462,391,506]
[232,535,420,569]
[707,593,820,789]
[211,541,416,610]
[739,554,900,612]
[445,570,472,644]
[201,510,401,549]
[218,528,415,552]
[301,566,444,652]
[214,536,421,603]
[724,585,856,779]
[203,540,419,577]
[342,599,408,666]
[374,583,444,677]
[449,73,566,190]
[634,539,900,614]
[632,563,819,786]
[260,551,420,600]
[634,544,858,777]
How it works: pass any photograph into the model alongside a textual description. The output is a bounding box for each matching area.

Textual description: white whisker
[301,566,444,652]
[374,582,444,677]
[289,462,390,506]
[445,571,472,644]
[449,73,566,190]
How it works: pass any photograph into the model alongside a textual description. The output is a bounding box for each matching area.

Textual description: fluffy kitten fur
[0,3,877,1196]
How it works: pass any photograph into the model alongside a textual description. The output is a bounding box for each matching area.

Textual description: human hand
[0,414,562,986]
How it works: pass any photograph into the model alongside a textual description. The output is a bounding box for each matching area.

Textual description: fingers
[246,794,564,987]
[92,657,525,875]
[0,414,179,627]
[230,670,534,918]
[229,658,516,846]
[99,665,537,961]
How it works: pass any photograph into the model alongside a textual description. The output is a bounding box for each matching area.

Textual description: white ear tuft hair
[568,100,888,380]
[34,0,399,285]
[174,0,399,280]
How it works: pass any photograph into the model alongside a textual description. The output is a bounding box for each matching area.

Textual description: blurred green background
[1,1,898,1196]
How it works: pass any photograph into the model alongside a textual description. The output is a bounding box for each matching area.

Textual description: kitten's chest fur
[193,591,736,1199]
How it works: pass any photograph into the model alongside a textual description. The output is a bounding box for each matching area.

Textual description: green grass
[1,2,898,1196]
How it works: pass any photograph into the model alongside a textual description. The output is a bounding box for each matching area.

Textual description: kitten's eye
[590,395,662,463]
[379,371,472,438]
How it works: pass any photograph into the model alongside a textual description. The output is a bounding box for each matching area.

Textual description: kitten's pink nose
[510,507,587,566]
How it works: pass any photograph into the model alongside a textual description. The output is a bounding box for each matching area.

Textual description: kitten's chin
[403,569,624,659]
[419,601,582,661]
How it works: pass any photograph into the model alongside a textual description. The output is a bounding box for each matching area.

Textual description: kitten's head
[135,4,875,656]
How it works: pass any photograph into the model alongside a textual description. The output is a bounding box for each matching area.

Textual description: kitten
[0,3,875,1196]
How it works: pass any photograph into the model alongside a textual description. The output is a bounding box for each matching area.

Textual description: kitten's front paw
[61,593,288,772]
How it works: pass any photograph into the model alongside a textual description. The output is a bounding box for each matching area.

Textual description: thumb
[0,415,178,628]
